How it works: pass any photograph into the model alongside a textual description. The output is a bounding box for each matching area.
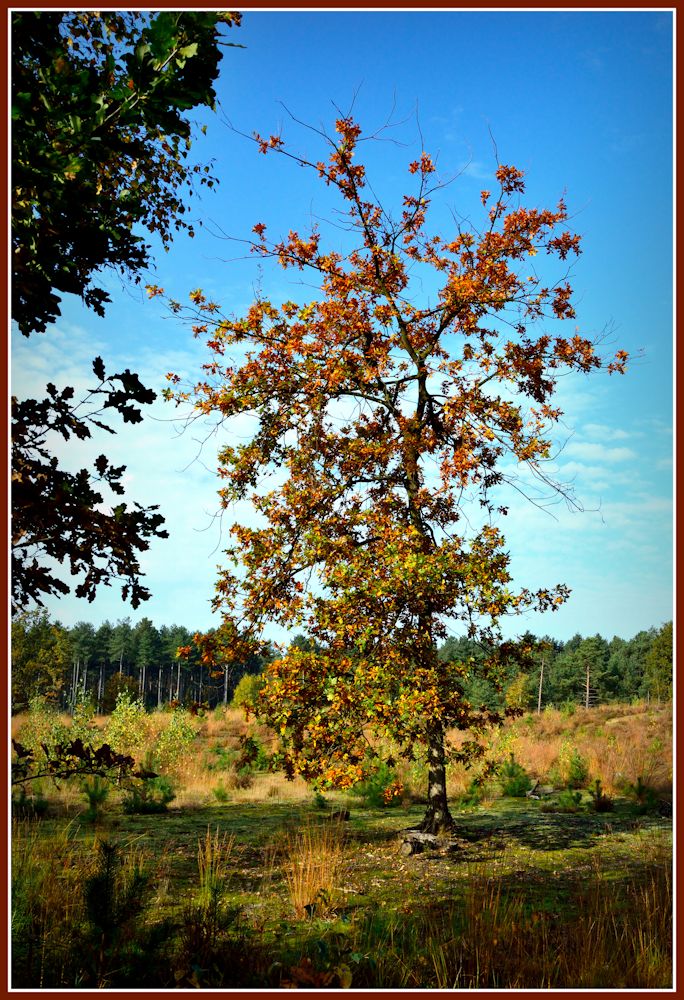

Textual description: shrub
[104,692,149,759]
[153,709,199,774]
[628,776,660,814]
[207,745,235,772]
[589,779,614,813]
[69,698,99,744]
[567,748,590,788]
[456,778,487,809]
[558,739,589,789]
[101,674,140,714]
[231,673,265,711]
[236,734,270,773]
[350,760,402,808]
[80,776,110,823]
[541,789,583,814]
[499,754,532,797]
[14,696,69,761]
[122,775,176,814]
[213,782,230,803]
[12,783,49,819]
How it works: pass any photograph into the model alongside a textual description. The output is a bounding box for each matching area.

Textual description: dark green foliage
[456,777,487,809]
[541,789,583,813]
[642,622,673,702]
[628,776,661,815]
[349,760,401,808]
[499,754,532,797]
[12,10,241,335]
[589,779,613,813]
[11,10,241,615]
[11,783,49,819]
[80,776,111,823]
[79,838,173,987]
[236,735,270,773]
[566,749,590,789]
[11,610,72,710]
[122,775,176,814]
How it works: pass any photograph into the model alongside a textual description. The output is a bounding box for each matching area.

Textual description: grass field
[11,701,672,989]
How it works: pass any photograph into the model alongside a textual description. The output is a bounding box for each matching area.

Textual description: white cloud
[581,422,633,441]
[562,441,638,464]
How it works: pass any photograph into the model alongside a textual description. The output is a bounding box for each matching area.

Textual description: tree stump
[399,830,440,855]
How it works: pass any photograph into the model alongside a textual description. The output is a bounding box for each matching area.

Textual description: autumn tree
[162,116,628,831]
[11,11,242,614]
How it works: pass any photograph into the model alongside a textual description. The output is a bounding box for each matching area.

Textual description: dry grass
[490,703,672,797]
[424,836,671,989]
[278,819,348,918]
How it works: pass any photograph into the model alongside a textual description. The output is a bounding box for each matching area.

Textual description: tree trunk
[419,721,455,833]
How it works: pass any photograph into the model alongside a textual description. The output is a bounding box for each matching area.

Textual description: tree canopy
[11,10,241,614]
[12,9,241,335]
[162,115,629,831]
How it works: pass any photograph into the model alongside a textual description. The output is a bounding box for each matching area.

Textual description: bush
[207,746,235,771]
[104,692,149,759]
[69,698,99,744]
[350,760,403,808]
[231,673,265,711]
[153,709,199,774]
[558,739,589,789]
[541,789,583,814]
[102,674,140,714]
[213,782,230,803]
[122,775,176,814]
[566,748,590,788]
[14,696,69,761]
[12,783,49,819]
[499,754,532,797]
[589,779,614,813]
[456,778,486,809]
[628,776,660,814]
[80,776,110,823]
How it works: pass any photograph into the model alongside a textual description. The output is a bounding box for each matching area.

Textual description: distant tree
[92,620,114,709]
[108,617,133,675]
[133,617,161,702]
[546,634,584,705]
[579,634,610,705]
[68,621,97,709]
[165,116,628,831]
[11,611,72,711]
[643,621,673,702]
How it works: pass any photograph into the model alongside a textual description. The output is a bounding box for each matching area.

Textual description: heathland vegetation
[12,690,672,988]
[11,610,673,716]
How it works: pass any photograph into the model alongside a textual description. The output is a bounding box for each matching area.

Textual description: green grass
[11,701,673,989]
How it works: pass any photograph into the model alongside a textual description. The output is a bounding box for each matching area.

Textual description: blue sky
[11,9,673,644]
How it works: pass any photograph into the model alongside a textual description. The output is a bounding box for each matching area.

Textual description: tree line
[12,611,672,717]
[10,612,270,715]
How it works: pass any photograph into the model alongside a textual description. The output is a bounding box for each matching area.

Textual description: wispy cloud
[562,441,638,464]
